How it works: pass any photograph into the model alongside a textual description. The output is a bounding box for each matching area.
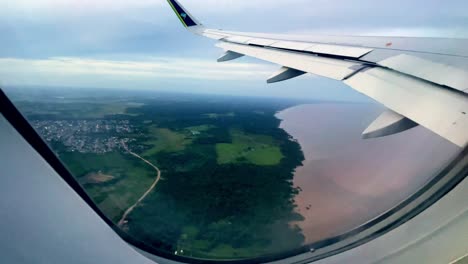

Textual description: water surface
[277,103,460,244]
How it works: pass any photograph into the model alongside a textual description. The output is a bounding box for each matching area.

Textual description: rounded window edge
[1,88,466,264]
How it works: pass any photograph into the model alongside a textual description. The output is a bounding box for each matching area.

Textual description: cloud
[0,56,276,87]
[0,56,368,102]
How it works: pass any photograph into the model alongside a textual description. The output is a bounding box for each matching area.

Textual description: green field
[216,129,284,166]
[95,103,141,118]
[59,151,155,222]
[204,112,235,119]
[185,125,214,133]
[141,125,216,158]
[141,126,193,157]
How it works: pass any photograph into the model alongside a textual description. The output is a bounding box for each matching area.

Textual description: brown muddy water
[276,103,461,244]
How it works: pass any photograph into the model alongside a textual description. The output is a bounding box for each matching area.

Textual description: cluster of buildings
[31,120,135,154]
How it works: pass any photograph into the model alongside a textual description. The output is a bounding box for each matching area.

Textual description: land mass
[14,89,307,260]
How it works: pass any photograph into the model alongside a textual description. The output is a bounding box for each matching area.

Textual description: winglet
[166,0,202,28]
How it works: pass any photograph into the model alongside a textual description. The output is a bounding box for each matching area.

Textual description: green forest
[15,89,308,260]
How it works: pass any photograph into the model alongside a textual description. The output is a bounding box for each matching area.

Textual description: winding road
[117,141,161,227]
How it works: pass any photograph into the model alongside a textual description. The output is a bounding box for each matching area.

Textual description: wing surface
[166,0,468,147]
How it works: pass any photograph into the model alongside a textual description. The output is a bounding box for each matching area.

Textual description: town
[31,120,135,154]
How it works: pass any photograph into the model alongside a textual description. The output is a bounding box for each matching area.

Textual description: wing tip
[166,0,201,28]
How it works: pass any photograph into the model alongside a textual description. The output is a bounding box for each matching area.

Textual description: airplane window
[1,0,466,263]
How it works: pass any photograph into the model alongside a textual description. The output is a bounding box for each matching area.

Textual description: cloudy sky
[1,0,467,101]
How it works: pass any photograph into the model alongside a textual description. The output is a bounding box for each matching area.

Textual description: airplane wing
[166,0,468,148]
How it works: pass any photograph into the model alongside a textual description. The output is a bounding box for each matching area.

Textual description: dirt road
[117,142,161,227]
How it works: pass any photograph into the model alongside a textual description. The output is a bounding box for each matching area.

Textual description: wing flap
[270,41,314,51]
[208,29,468,58]
[217,42,361,80]
[344,68,468,147]
[247,38,278,46]
[379,54,468,93]
[225,36,253,44]
[306,44,373,58]
[221,37,375,59]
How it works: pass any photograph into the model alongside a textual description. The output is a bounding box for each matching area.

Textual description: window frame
[1,88,467,264]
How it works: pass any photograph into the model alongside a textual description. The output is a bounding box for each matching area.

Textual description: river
[276,103,461,244]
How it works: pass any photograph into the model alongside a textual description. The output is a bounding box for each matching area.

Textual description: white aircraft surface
[167,0,468,148]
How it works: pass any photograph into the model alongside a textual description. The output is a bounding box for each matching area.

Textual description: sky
[1,0,467,101]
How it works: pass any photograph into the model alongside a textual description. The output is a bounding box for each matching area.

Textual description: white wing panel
[247,38,277,46]
[202,32,227,40]
[211,30,468,57]
[222,38,374,59]
[379,54,468,93]
[217,42,360,80]
[225,36,252,44]
[344,68,468,147]
[306,44,373,58]
[270,41,314,51]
